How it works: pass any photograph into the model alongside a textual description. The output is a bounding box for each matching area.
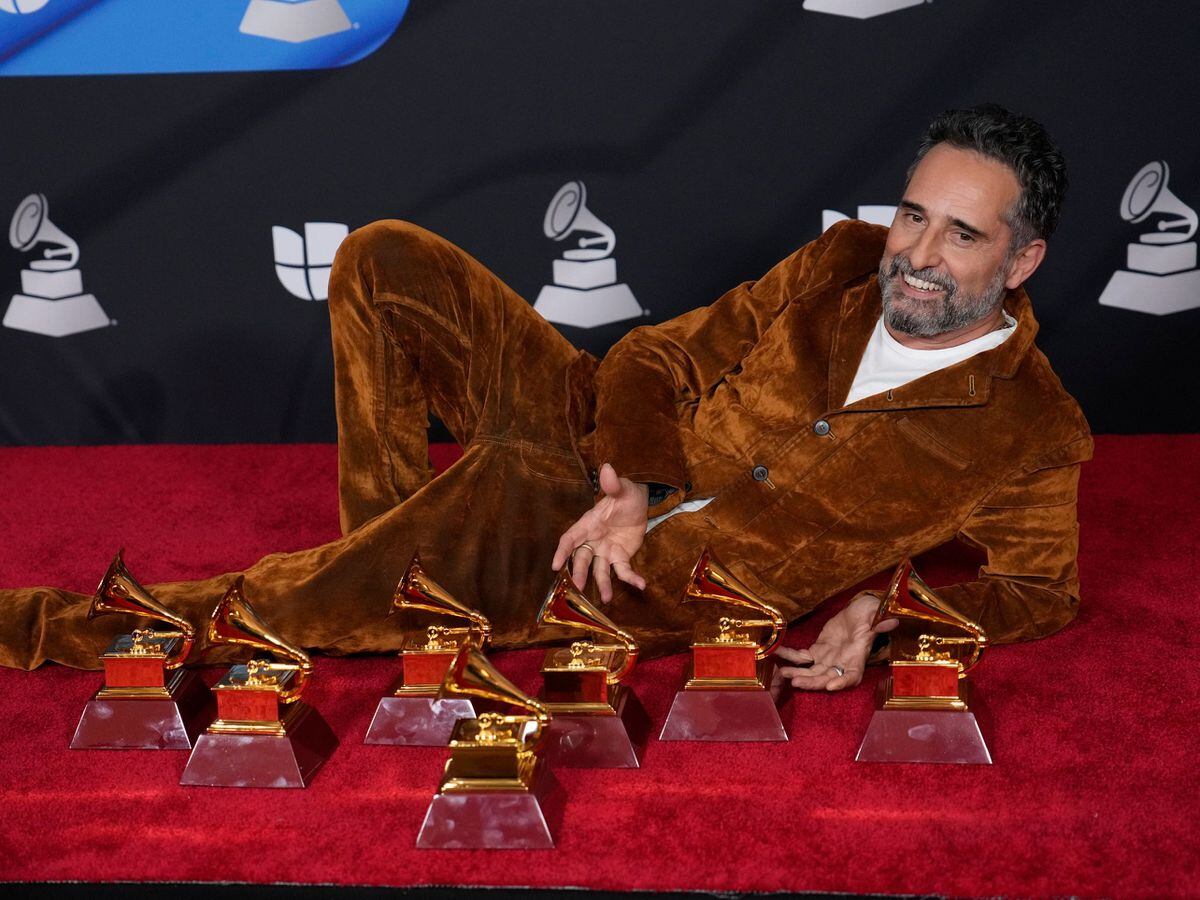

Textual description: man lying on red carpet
[0,104,1091,688]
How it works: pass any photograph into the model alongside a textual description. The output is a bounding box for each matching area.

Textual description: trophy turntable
[416,646,562,850]
[532,567,650,767]
[365,552,493,745]
[180,577,337,787]
[70,551,213,750]
[855,560,992,764]
[659,546,790,741]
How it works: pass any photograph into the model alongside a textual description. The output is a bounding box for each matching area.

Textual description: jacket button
[813,419,831,436]
[751,465,769,482]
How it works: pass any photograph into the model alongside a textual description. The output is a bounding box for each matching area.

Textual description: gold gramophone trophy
[659,545,790,741]
[71,551,213,750]
[180,577,338,788]
[365,552,492,745]
[416,646,563,849]
[532,567,650,767]
[855,559,992,764]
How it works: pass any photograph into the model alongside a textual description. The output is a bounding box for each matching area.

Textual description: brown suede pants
[0,221,703,670]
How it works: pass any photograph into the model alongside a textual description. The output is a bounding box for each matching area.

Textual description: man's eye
[955,232,974,243]
[906,213,924,225]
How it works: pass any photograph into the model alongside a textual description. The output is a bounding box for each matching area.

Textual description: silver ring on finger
[574,542,595,557]
[830,664,845,678]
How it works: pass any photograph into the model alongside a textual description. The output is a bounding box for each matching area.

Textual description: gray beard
[878,253,1009,337]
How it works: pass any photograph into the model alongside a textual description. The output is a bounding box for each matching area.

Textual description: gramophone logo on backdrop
[1098,161,1200,315]
[533,181,644,329]
[271,222,349,301]
[822,205,897,231]
[0,1,52,13]
[5,194,111,337]
[239,0,350,43]
[0,0,408,76]
[802,0,926,19]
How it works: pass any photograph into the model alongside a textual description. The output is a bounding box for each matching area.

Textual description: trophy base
[659,665,788,742]
[4,292,111,337]
[70,668,214,750]
[363,696,479,746]
[416,762,563,850]
[179,701,338,787]
[855,678,992,764]
[542,685,651,768]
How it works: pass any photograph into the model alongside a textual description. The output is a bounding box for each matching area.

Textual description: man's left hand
[774,591,898,692]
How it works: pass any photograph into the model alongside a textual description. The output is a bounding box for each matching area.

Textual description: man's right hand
[551,463,649,603]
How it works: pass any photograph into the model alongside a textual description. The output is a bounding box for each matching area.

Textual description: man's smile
[899,271,947,297]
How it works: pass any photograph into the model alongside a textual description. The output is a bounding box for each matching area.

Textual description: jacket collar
[826,276,1040,414]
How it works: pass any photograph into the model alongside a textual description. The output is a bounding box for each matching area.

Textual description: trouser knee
[331,219,472,319]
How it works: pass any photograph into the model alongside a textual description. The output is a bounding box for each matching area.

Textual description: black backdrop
[1,0,1197,444]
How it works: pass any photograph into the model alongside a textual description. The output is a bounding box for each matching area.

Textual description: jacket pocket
[895,416,970,471]
[519,441,591,484]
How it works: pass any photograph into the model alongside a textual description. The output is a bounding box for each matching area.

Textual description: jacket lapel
[827,279,1041,414]
[826,278,880,412]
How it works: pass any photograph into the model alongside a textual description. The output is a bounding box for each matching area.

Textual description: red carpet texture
[0,437,1196,897]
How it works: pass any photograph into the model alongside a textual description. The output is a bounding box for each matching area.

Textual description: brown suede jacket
[584,219,1093,644]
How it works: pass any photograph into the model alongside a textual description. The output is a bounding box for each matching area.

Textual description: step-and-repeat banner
[0,0,1196,443]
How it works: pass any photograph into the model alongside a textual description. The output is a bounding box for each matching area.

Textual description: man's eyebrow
[949,217,987,239]
[898,199,989,240]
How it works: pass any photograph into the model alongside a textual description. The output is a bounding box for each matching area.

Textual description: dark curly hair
[908,104,1068,248]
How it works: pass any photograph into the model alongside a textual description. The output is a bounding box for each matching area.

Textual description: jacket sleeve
[591,220,876,488]
[935,434,1094,643]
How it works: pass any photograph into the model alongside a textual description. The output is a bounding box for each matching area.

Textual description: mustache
[886,255,957,293]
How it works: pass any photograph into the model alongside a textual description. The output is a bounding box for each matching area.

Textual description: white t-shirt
[844,312,1016,406]
[645,312,1017,533]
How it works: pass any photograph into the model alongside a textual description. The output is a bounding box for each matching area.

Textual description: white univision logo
[272,222,349,301]
[239,0,351,44]
[0,0,52,13]
[822,204,897,231]
[803,0,926,19]
[5,193,111,337]
[533,181,644,329]
[1098,161,1200,315]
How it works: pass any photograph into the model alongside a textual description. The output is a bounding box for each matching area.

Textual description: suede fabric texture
[592,219,1093,646]
[0,219,1091,671]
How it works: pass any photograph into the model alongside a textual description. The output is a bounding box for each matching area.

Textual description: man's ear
[1005,238,1047,289]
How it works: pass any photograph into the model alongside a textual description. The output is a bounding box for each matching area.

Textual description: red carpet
[0,437,1196,896]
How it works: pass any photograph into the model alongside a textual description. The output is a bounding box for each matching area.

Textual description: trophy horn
[871,560,988,675]
[440,646,550,750]
[390,552,492,646]
[207,577,313,702]
[537,567,638,684]
[88,550,195,669]
[682,545,785,659]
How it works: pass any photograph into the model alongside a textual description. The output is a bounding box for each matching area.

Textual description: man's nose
[906,229,942,273]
